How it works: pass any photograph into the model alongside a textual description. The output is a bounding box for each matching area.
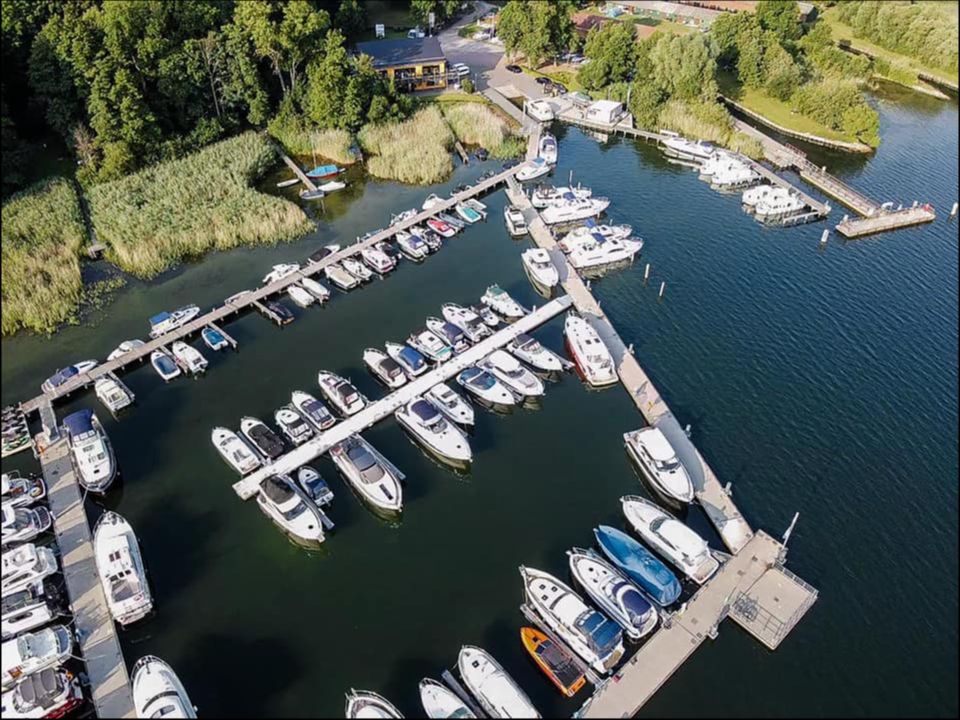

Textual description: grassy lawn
[363,0,413,29]
[458,22,480,38]
[432,92,492,105]
[521,66,584,92]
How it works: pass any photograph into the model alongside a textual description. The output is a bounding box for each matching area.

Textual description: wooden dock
[836,205,937,238]
[273,142,318,193]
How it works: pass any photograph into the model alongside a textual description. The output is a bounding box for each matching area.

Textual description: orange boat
[520,627,586,698]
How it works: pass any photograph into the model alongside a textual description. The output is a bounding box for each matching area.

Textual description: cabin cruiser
[540,195,610,225]
[481,285,526,320]
[275,406,314,446]
[64,409,117,493]
[567,233,643,270]
[1,473,45,510]
[374,240,402,263]
[343,256,374,283]
[94,375,134,414]
[396,231,429,260]
[395,398,472,468]
[345,689,403,719]
[709,160,757,188]
[308,244,342,263]
[1,545,57,596]
[148,305,200,338]
[754,192,806,219]
[211,427,261,475]
[521,248,559,288]
[151,349,181,382]
[94,511,153,626]
[391,208,419,226]
[257,474,325,545]
[422,193,444,211]
[170,341,208,375]
[472,303,500,328]
[623,427,694,504]
[520,566,625,674]
[317,372,367,416]
[201,326,230,350]
[262,263,300,285]
[564,315,617,387]
[426,383,474,427]
[107,339,145,361]
[538,132,558,164]
[516,157,551,182]
[425,317,469,353]
[697,149,736,177]
[1,626,72,690]
[409,226,442,252]
[531,185,592,209]
[287,284,315,308]
[660,133,715,162]
[419,678,475,719]
[325,263,360,290]
[557,222,632,253]
[426,218,457,238]
[240,417,285,460]
[458,646,540,719]
[567,548,658,642]
[437,212,465,231]
[300,276,331,303]
[455,202,483,224]
[385,342,429,378]
[526,98,554,122]
[296,466,334,508]
[507,334,565,373]
[1,582,55,641]
[408,328,453,363]
[1,505,51,547]
[594,525,681,607]
[363,348,407,389]
[441,304,490,342]
[504,206,528,237]
[2,666,83,718]
[621,495,718,584]
[480,351,544,398]
[456,368,515,407]
[330,436,403,514]
[361,246,396,274]
[291,391,336,431]
[742,184,788,211]
[41,360,98,394]
[132,655,196,719]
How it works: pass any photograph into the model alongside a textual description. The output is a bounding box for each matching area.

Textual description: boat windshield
[468,370,495,390]
[347,445,384,483]
[614,581,653,619]
[576,611,622,657]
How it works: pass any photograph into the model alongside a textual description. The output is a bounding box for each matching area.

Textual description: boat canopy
[613,579,654,617]
[306,164,340,177]
[262,475,295,504]
[562,191,576,201]
[149,311,171,326]
[410,400,440,422]
[399,346,426,369]
[63,410,94,439]
[577,611,622,657]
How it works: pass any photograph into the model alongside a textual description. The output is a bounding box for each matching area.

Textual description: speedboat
[621,495,718,584]
[531,185,592,209]
[385,342,429,378]
[455,202,482,224]
[3,667,83,718]
[107,339,145,361]
[441,303,491,342]
[557,222,632,253]
[264,301,294,325]
[300,276,332,303]
[623,427,694,504]
[538,132,558,164]
[257,474,324,545]
[395,398,472,467]
[361,246,396,274]
[742,184,788,211]
[329,436,402,514]
[318,180,346,193]
[343,256,374,283]
[422,193,445,211]
[391,208,419,226]
[374,240,401,263]
[456,367,515,407]
[1,544,57,596]
[201,326,230,350]
[41,360,98,394]
[151,349,181,382]
[426,317,469,352]
[540,196,610,225]
[479,351,544,397]
[594,525,681,607]
[521,248,559,288]
[426,383,474,427]
[520,627,585,698]
[263,263,300,285]
[754,192,806,219]
[345,690,403,719]
[407,328,453,363]
[504,206,528,237]
[363,348,407,389]
[132,655,196,719]
[426,218,457,238]
[567,547,658,642]
[472,303,500,328]
[481,285,526,320]
[317,371,367,416]
[507,334,565,373]
[0,472,45,509]
[437,212,465,231]
[211,427,261,475]
[148,305,200,338]
[63,409,117,493]
[516,157,551,182]
[93,512,153,626]
[568,234,643,270]
[1,626,72,691]
[520,565,624,674]
[325,263,360,290]
[458,646,540,719]
[564,315,617,387]
[396,231,429,260]
[411,226,442,253]
[291,390,337,431]
[1,505,51,547]
[1,582,54,641]
[660,134,715,162]
[296,466,334,507]
[94,375,134,413]
[240,416,285,460]
[464,198,487,218]
[287,284,315,308]
[275,406,314,446]
[419,678,476,719]
[308,244,342,263]
[171,341,208,375]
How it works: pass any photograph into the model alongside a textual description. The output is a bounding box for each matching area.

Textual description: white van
[408,27,425,39]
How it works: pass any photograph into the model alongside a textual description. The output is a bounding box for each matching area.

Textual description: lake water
[2,89,956,718]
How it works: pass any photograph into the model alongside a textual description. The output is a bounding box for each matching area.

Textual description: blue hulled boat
[594,525,681,607]
[305,164,341,180]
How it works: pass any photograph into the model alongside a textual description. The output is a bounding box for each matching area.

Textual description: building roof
[621,0,720,22]
[355,37,445,69]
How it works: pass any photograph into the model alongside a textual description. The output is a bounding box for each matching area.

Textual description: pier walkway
[232,295,574,499]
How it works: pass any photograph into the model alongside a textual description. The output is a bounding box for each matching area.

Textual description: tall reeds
[441,103,525,158]
[359,106,455,184]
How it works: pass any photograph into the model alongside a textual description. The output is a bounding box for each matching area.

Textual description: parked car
[473,30,491,40]
[550,81,567,94]
[408,27,425,39]
[506,64,522,74]
[452,62,470,77]
[535,76,551,85]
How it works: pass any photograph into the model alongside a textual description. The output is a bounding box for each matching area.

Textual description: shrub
[461,77,475,94]
[359,106,455,184]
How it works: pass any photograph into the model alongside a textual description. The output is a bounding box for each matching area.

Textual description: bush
[359,106,455,184]
[461,77,475,94]
[792,77,879,146]
[441,102,523,158]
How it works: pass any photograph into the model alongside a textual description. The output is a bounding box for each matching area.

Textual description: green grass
[441,102,525,158]
[458,22,480,38]
[521,66,585,92]
[359,106,455,184]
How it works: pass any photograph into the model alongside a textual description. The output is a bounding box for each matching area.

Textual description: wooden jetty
[837,205,938,238]
[273,141,319,194]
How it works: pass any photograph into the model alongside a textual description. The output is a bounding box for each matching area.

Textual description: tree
[755,1,801,45]
[578,21,637,91]
[735,22,766,88]
[627,80,664,128]
[710,12,756,68]
[495,0,574,67]
[762,41,801,100]
[410,0,461,29]
[841,103,879,147]
[496,1,531,59]
[334,0,366,39]
[648,33,717,101]
[304,29,349,129]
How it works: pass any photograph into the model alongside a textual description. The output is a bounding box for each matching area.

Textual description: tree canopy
[577,21,637,91]
[496,0,576,67]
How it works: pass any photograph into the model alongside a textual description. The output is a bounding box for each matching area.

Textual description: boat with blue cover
[305,163,341,180]
[201,326,230,351]
[593,525,681,607]
[41,360,98,394]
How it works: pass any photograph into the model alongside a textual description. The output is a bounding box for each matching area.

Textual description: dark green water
[2,89,957,718]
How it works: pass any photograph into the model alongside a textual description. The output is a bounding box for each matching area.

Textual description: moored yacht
[567,234,643,270]
[300,276,332,303]
[1,505,51,547]
[274,406,314,446]
[516,157,551,182]
[287,284,315,308]
[426,317,469,353]
[557,222,632,253]
[0,473,45,509]
[479,351,544,398]
[472,303,501,328]
[419,678,476,719]
[623,427,694,504]
[240,416,285,460]
[317,371,367,416]
[150,349,181,382]
[107,340,145,361]
[507,334,565,373]
[330,436,402,514]
[425,383,474,427]
[385,342,429,378]
[540,195,610,225]
[458,645,540,719]
[742,184,788,211]
[291,390,337,431]
[361,246,396,274]
[396,230,429,260]
[422,193,444,211]
[504,206,528,237]
[308,244,341,263]
[343,256,374,283]
[94,375,134,414]
[93,511,152,626]
[564,315,617,387]
[296,466,334,508]
[481,285,526,320]
[2,667,83,718]
[63,409,117,493]
[1,544,57,596]
[1,625,72,690]
[710,160,757,188]
[211,427,261,475]
[391,208,419,226]
[754,192,806,219]
[132,655,196,719]
[1,582,54,641]
[41,360,98,394]
[148,305,200,339]
[520,627,585,698]
[262,263,300,285]
[660,133,715,162]
[531,185,592,209]
[594,525,681,607]
[363,348,407,389]
[170,341,208,375]
[413,226,443,254]
[345,689,403,719]
[441,303,491,342]
[521,249,559,289]
[257,474,324,545]
[407,328,453,363]
[325,263,360,290]
[538,132,558,164]
[426,217,457,238]
[395,398,472,468]
[456,367,515,407]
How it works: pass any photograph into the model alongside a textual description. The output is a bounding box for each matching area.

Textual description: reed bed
[269,116,357,165]
[87,132,312,277]
[2,178,87,335]
[441,103,525,159]
[359,106,454,184]
[657,100,764,159]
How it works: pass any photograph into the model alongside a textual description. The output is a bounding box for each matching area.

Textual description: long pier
[232,295,574,499]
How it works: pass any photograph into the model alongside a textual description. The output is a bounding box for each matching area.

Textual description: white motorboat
[1,582,55,641]
[396,230,429,260]
[742,184,788,211]
[287,284,315,308]
[516,157,551,182]
[567,548,658,642]
[621,495,718,584]
[318,180,346,193]
[170,341,208,375]
[107,339,145,361]
[0,473,45,510]
[1,544,57,596]
[63,409,117,493]
[262,263,300,285]
[94,375,134,413]
[391,208,419,226]
[441,303,491,342]
[317,371,367,416]
[151,349,181,382]
[361,246,396,274]
[521,248,559,288]
[40,360,98,394]
[754,192,806,219]
[697,149,735,177]
[568,234,643,270]
[455,202,483,224]
[211,427,261,475]
[419,678,476,719]
[426,383,474,426]
[257,474,325,545]
[504,206,528,237]
[94,511,153,626]
[291,390,337,431]
[330,436,403,514]
[426,217,457,238]
[456,367,515,407]
[520,565,625,674]
[363,348,407,389]
[395,398,472,467]
[710,160,757,188]
[309,243,342,263]
[540,196,610,225]
[224,290,251,305]
[458,646,540,719]
[480,351,544,398]
[343,256,374,282]
[2,667,83,718]
[407,327,453,363]
[557,223,632,253]
[472,303,501,328]
[437,212,465,231]
[325,263,360,290]
[464,198,487,218]
[275,406,314,446]
[132,655,196,719]
[148,305,200,339]
[422,193,444,211]
[300,276,332,303]
[1,625,72,690]
[564,315,617,387]
[531,185,592,209]
[623,427,694,504]
[526,98,554,122]
[481,285,526,320]
[507,334,565,373]
[240,416,285,460]
[538,132,558,164]
[295,465,334,507]
[660,133,715,162]
[385,341,429,378]
[425,317,469,353]
[345,689,403,719]
[1,505,51,547]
